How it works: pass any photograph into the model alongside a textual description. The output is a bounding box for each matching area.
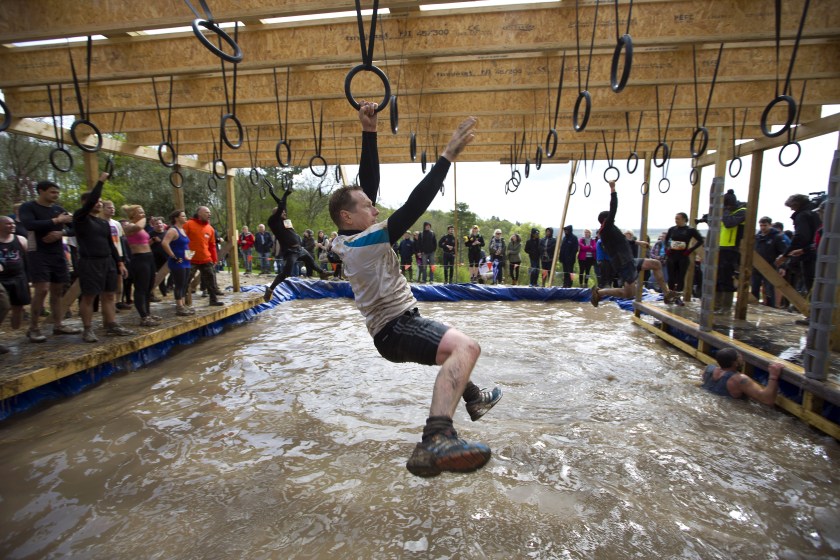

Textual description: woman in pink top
[122,205,160,327]
[577,229,597,288]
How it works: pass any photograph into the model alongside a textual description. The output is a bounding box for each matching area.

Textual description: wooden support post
[453,162,459,282]
[172,176,185,212]
[683,164,702,301]
[548,160,577,286]
[226,174,240,293]
[735,150,763,319]
[635,152,652,308]
[82,151,98,188]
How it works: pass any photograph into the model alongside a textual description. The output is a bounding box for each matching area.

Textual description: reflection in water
[0,299,838,558]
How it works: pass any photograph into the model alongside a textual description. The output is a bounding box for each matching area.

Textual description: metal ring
[309,154,328,177]
[421,150,427,173]
[389,95,398,134]
[157,141,177,168]
[525,158,531,179]
[728,157,742,178]
[169,168,184,189]
[344,64,391,113]
[626,152,639,174]
[334,165,342,183]
[569,182,577,195]
[69,118,102,153]
[506,177,519,193]
[545,129,558,158]
[760,94,796,138]
[207,176,218,192]
[573,90,592,132]
[49,147,73,173]
[103,157,115,176]
[690,127,709,158]
[0,99,10,132]
[583,182,592,198]
[779,141,801,167]
[610,34,633,93]
[258,184,267,200]
[275,140,291,168]
[535,146,543,170]
[249,167,261,186]
[191,19,243,64]
[658,177,671,193]
[689,167,698,186]
[511,169,522,187]
[640,181,649,196]
[603,166,620,183]
[212,158,227,179]
[409,132,417,161]
[220,113,243,150]
[653,142,670,168]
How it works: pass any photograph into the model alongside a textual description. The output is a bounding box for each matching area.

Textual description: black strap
[575,0,600,92]
[601,130,615,168]
[655,84,678,145]
[788,80,807,143]
[151,76,174,144]
[218,23,239,115]
[355,0,380,68]
[310,100,324,156]
[692,43,724,129]
[67,36,93,119]
[732,107,748,158]
[775,0,811,98]
[184,0,213,19]
[550,51,566,130]
[246,125,260,169]
[46,84,65,149]
[614,0,633,40]
[273,67,290,140]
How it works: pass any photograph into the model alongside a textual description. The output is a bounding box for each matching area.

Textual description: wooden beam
[752,255,810,316]
[735,149,763,319]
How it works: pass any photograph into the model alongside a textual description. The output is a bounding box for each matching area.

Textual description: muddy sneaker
[140,316,161,327]
[664,291,685,306]
[590,288,601,307]
[26,329,47,343]
[406,432,491,478]
[82,328,99,343]
[175,306,192,316]
[105,324,135,336]
[466,386,503,421]
[53,324,82,335]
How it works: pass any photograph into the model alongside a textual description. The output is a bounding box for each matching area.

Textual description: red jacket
[238,232,255,251]
[183,217,218,265]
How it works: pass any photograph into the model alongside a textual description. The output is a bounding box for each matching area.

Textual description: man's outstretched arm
[358,101,381,205]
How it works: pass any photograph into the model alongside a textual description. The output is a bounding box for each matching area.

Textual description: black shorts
[27,251,69,284]
[0,275,31,306]
[616,258,645,286]
[373,308,450,366]
[78,257,118,295]
[541,260,552,271]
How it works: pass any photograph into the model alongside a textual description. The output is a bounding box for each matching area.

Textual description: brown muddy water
[0,299,838,559]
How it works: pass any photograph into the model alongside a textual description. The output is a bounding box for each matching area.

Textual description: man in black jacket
[417,221,437,283]
[559,224,578,288]
[524,227,541,287]
[438,225,457,283]
[753,217,787,306]
[538,227,556,287]
[253,224,274,275]
[775,193,821,295]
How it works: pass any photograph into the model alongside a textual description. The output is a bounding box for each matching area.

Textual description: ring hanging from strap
[258,183,267,200]
[690,127,709,158]
[103,157,115,176]
[511,169,522,187]
[728,157,742,178]
[207,175,218,192]
[779,141,801,167]
[626,152,638,174]
[421,150,427,173]
[220,113,243,150]
[158,141,177,168]
[169,167,184,189]
[689,167,699,186]
[760,95,796,138]
[507,177,519,194]
[191,19,242,63]
[640,181,649,195]
[249,168,261,186]
[653,142,670,168]
[390,95,398,134]
[275,140,291,168]
[0,99,10,132]
[658,177,671,193]
[309,154,328,177]
[610,34,633,93]
[583,182,592,198]
[535,146,543,170]
[345,0,391,112]
[69,119,103,153]
[409,132,417,161]
[524,158,531,179]
[344,64,391,112]
[573,90,591,133]
[212,158,227,179]
[545,129,558,159]
[334,165,342,183]
[49,147,73,173]
[603,166,620,183]
[569,182,577,196]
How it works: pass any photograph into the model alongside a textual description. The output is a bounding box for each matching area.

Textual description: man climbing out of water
[701,347,782,406]
[590,180,683,308]
[328,101,501,477]
[263,181,331,302]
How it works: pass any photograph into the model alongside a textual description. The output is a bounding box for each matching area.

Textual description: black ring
[658,177,671,193]
[49,147,73,172]
[258,185,267,200]
[335,165,342,183]
[504,179,510,195]
[409,132,417,161]
[421,150,427,173]
[653,142,670,168]
[0,99,10,132]
[728,157,742,178]
[213,158,227,179]
[610,34,633,93]
[207,176,218,192]
[344,64,391,113]
[779,141,801,167]
[511,169,522,187]
[169,168,184,189]
[390,95,398,134]
[249,167,261,186]
[535,146,543,170]
[191,19,243,64]
[69,119,102,153]
[689,167,699,186]
[525,158,531,179]
[569,182,577,195]
[309,154,328,177]
[573,90,592,132]
[507,177,519,193]
[690,127,709,158]
[220,113,243,150]
[626,152,639,174]
[439,182,445,196]
[275,140,291,168]
[603,166,620,183]
[545,129,558,158]
[157,141,177,168]
[104,157,115,176]
[640,181,649,195]
[583,182,592,198]
[760,94,796,138]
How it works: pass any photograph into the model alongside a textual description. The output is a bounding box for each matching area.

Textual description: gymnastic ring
[507,177,519,193]
[249,167,261,186]
[603,165,620,184]
[191,19,243,64]
[275,139,291,168]
[569,182,577,195]
[728,157,742,178]
[409,132,417,161]
[573,90,592,132]
[545,128,558,158]
[535,146,543,170]
[689,167,698,186]
[157,141,177,168]
[389,95,398,134]
[583,182,592,198]
[103,156,115,176]
[511,169,521,187]
[207,176,218,192]
[610,34,633,93]
[334,165,342,183]
[344,64,391,113]
[653,142,669,168]
[421,150,427,173]
[169,167,184,189]
[525,158,531,179]
[220,113,243,150]
[212,158,227,179]
[760,94,796,138]
[309,154,327,177]
[0,99,10,132]
[257,184,267,200]
[439,182,445,196]
[626,152,639,174]
[779,141,801,168]
[690,127,709,158]
[69,118,102,153]
[504,179,511,195]
[640,181,649,195]
[49,147,73,173]
[658,177,671,193]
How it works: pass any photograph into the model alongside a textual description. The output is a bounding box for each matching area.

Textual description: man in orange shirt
[183,206,224,307]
